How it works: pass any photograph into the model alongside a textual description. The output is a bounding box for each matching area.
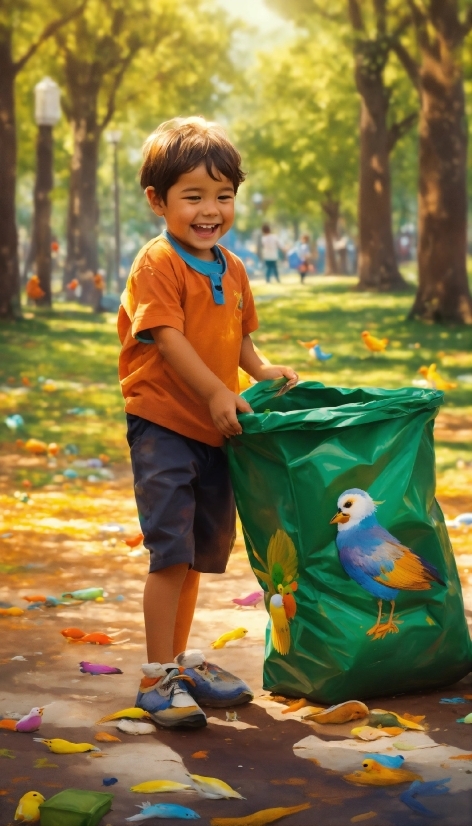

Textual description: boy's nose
[201,202,220,216]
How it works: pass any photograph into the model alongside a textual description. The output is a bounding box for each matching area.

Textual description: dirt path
[0,447,471,825]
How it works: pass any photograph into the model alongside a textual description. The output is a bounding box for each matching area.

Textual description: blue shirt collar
[162,229,227,305]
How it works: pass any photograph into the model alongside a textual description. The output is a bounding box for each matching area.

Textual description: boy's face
[146,163,235,260]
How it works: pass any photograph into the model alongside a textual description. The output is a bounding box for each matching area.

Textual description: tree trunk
[322,197,340,275]
[356,72,406,291]
[33,125,54,307]
[0,31,20,319]
[410,52,472,323]
[64,110,100,302]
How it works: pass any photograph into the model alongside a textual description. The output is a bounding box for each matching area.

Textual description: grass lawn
[0,275,470,613]
[0,281,471,826]
[0,274,471,487]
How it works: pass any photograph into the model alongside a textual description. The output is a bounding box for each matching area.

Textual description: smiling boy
[118,117,297,729]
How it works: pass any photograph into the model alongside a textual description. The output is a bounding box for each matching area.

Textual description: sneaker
[175,649,254,708]
[135,663,207,729]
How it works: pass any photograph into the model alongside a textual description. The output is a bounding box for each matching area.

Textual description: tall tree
[394,0,472,323]
[51,0,236,299]
[268,0,416,290]
[0,0,84,319]
[348,0,414,290]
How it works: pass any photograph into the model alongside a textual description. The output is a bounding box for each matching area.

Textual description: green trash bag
[227,380,472,703]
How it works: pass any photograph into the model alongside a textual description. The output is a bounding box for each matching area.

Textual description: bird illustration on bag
[331,489,445,640]
[251,529,299,655]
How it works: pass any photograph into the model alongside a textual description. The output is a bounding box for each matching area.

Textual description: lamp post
[105,130,122,291]
[33,77,61,306]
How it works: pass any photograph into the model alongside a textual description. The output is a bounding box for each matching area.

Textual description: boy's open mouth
[191,224,220,238]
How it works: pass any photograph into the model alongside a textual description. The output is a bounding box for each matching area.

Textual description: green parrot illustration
[250,529,299,655]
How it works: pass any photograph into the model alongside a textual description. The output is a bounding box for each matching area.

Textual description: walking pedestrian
[261,224,281,283]
[297,234,313,284]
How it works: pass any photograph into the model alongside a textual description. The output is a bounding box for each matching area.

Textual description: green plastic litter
[227,380,472,704]
[39,789,113,826]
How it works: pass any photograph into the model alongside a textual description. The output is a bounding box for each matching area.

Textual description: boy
[118,117,297,729]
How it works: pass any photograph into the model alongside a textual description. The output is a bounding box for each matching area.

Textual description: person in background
[297,233,313,284]
[261,223,281,283]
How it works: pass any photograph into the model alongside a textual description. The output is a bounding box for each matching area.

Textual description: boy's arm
[151,326,252,438]
[240,334,298,384]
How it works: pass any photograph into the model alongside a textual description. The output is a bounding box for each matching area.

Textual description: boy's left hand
[253,364,299,384]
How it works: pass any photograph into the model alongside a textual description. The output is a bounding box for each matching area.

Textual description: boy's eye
[185,196,201,201]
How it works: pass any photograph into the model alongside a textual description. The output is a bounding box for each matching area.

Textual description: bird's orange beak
[330,510,350,524]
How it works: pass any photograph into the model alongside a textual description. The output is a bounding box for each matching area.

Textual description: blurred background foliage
[13,0,425,260]
[3,0,472,323]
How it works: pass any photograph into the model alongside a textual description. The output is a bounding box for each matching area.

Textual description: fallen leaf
[12,776,30,783]
[0,791,9,795]
[34,758,59,769]
[401,713,426,723]
[210,803,311,826]
[95,732,121,743]
[191,750,209,759]
[306,700,368,725]
[449,754,472,761]
[271,778,307,786]
[351,813,377,823]
[280,699,311,714]
[0,750,15,759]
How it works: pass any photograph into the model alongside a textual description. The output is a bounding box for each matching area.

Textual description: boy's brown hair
[140,116,246,201]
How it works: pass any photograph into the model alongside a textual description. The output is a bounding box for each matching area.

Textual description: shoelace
[162,668,195,693]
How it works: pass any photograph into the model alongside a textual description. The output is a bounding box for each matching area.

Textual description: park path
[0,445,471,825]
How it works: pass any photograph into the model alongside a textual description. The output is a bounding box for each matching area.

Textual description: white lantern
[34,77,61,127]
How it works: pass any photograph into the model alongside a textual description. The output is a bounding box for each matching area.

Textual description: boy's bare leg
[173,568,200,657]
[143,563,189,664]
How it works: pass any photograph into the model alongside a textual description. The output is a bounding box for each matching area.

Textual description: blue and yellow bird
[330,489,445,640]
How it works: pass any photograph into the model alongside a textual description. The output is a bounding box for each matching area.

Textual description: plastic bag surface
[227,380,471,703]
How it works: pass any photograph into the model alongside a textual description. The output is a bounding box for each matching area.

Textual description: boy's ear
[145,186,165,216]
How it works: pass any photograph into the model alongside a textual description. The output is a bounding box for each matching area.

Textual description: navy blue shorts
[126,414,236,574]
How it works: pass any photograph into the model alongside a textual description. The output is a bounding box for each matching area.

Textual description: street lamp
[105,130,122,291]
[33,77,61,306]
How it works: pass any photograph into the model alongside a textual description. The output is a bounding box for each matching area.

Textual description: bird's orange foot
[372,619,401,640]
[366,623,382,637]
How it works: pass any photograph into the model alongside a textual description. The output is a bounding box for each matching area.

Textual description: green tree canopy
[236,31,359,226]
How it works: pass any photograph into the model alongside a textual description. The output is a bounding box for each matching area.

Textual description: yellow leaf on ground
[270,778,307,785]
[211,803,311,826]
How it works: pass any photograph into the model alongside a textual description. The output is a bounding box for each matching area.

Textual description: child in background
[261,223,281,283]
[118,117,297,729]
[297,233,313,283]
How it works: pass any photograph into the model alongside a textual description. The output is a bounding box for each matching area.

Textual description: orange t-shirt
[118,235,258,447]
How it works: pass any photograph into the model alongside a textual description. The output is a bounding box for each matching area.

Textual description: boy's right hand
[208,387,253,438]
